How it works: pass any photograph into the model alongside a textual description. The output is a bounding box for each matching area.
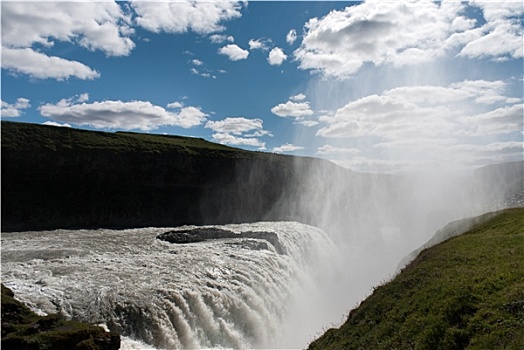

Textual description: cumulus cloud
[42,121,71,128]
[458,2,524,60]
[286,29,297,45]
[209,34,235,44]
[294,1,524,78]
[38,98,208,131]
[315,79,523,172]
[271,101,314,118]
[206,117,263,135]
[273,143,304,153]
[294,120,319,127]
[2,2,135,56]
[317,80,521,140]
[249,38,271,51]
[1,2,134,80]
[1,98,31,117]
[167,101,184,109]
[461,104,524,137]
[290,93,306,101]
[205,117,270,150]
[132,1,244,34]
[268,47,287,66]
[2,47,101,81]
[218,44,249,61]
[316,144,360,156]
[192,59,204,66]
[211,133,266,149]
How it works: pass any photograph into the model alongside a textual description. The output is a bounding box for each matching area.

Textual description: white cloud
[218,44,249,61]
[294,120,319,127]
[316,80,520,140]
[192,59,204,66]
[211,133,266,149]
[39,98,208,131]
[205,117,270,150]
[316,145,360,156]
[1,2,133,80]
[77,93,90,103]
[273,143,304,153]
[294,1,524,78]
[290,93,306,101]
[2,47,101,81]
[271,101,314,118]
[167,101,184,109]
[450,141,523,154]
[461,104,524,137]
[249,38,271,51]
[458,2,524,60]
[1,98,31,117]
[132,1,244,34]
[209,34,235,44]
[268,47,287,66]
[286,29,297,45]
[190,67,216,79]
[205,117,264,135]
[42,121,71,128]
[314,79,523,172]
[2,2,135,56]
[245,129,273,138]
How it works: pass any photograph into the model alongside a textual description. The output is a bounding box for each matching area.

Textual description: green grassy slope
[309,208,524,350]
[1,120,254,155]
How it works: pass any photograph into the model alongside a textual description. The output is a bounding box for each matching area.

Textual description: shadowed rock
[157,227,285,254]
[1,284,120,350]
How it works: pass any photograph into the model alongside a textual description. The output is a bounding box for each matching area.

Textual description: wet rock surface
[1,284,121,350]
[157,227,285,254]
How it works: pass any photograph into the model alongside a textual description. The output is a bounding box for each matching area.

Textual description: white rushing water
[1,221,344,349]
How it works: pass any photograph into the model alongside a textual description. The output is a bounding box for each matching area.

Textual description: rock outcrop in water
[1,284,120,350]
[157,227,285,254]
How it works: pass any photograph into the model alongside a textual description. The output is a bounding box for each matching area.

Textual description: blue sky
[1,1,523,173]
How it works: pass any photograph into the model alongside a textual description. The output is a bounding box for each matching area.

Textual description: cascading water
[1,221,343,349]
[2,161,521,349]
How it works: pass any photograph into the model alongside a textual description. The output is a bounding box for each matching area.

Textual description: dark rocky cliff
[1,121,326,231]
[3,121,521,233]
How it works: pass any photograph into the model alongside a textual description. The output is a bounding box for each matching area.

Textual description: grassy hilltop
[309,208,524,350]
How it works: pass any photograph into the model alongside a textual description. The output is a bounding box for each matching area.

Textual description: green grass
[309,208,524,350]
[1,120,254,156]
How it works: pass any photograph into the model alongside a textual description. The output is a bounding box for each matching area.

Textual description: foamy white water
[1,221,342,349]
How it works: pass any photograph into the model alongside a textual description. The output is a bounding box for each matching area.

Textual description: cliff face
[1,121,315,231]
[3,121,522,233]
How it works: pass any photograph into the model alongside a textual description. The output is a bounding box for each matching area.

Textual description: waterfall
[1,221,342,349]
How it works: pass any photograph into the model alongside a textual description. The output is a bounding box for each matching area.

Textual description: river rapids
[1,222,344,349]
